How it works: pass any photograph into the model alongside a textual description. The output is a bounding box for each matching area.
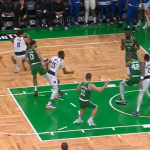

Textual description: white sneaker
[14,67,20,73]
[136,22,141,27]
[64,27,68,30]
[49,27,53,31]
[76,119,83,124]
[142,25,148,30]
[87,119,95,126]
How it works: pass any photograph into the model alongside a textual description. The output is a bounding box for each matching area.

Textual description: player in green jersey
[23,40,53,100]
[121,31,140,76]
[75,73,109,126]
[116,54,142,105]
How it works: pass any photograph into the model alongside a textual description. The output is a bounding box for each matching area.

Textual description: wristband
[139,3,141,8]
[140,76,144,80]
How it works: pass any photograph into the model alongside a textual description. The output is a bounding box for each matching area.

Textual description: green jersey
[129,59,141,77]
[79,82,91,100]
[27,48,41,65]
[124,37,136,53]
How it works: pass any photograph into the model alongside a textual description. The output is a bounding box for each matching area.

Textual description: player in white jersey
[11,30,30,73]
[137,0,150,29]
[132,54,150,116]
[45,51,74,109]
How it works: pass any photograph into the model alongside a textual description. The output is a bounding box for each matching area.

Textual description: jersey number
[81,89,85,96]
[30,54,34,60]
[51,62,57,68]
[127,47,131,51]
[17,42,20,48]
[131,64,140,70]
[148,68,150,73]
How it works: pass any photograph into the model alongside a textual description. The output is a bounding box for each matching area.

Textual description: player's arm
[89,81,109,93]
[76,83,81,92]
[24,34,31,44]
[11,38,14,43]
[61,61,74,74]
[121,39,124,50]
[141,62,145,77]
[133,38,140,51]
[35,48,45,63]
[126,61,130,67]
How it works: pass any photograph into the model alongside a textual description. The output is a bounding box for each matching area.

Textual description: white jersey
[50,56,65,75]
[14,37,27,52]
[145,61,150,77]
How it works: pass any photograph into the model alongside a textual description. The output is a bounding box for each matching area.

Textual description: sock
[120,80,126,100]
[35,86,37,92]
[89,117,93,121]
[93,17,96,23]
[85,9,89,23]
[126,67,131,76]
[48,101,51,105]
[127,25,130,28]
[137,90,144,112]
[15,64,19,69]
[138,19,141,24]
[113,17,116,20]
[78,117,81,120]
[107,19,109,22]
[119,21,122,24]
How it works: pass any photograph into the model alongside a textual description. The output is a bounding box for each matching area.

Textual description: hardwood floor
[0,34,149,150]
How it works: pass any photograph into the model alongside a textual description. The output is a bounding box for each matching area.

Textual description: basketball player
[117,0,126,28]
[116,54,142,105]
[75,73,109,126]
[23,40,52,97]
[132,54,150,116]
[97,0,110,25]
[82,0,97,28]
[45,51,74,109]
[137,0,150,30]
[11,30,30,73]
[121,31,140,76]
[123,0,142,32]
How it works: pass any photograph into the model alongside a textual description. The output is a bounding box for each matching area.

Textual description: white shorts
[141,79,150,92]
[49,74,58,89]
[84,0,95,10]
[12,53,26,60]
[142,2,150,10]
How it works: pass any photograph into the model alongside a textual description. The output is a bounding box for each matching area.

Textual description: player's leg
[33,76,38,96]
[87,101,98,126]
[83,0,89,27]
[99,5,104,25]
[132,79,150,116]
[11,53,20,73]
[132,7,138,32]
[22,59,27,71]
[125,53,131,76]
[111,1,117,24]
[74,2,79,26]
[90,0,97,28]
[105,5,110,25]
[142,2,150,30]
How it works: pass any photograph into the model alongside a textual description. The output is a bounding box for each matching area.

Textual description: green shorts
[30,63,46,77]
[79,98,97,109]
[125,77,141,86]
[125,52,139,62]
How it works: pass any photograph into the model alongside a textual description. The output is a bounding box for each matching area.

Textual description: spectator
[61,142,68,150]
[36,0,51,28]
[15,0,31,29]
[110,0,117,24]
[117,0,126,28]
[97,0,110,25]
[83,0,97,28]
[50,0,68,30]
[1,0,17,30]
[0,0,5,31]
[68,0,79,27]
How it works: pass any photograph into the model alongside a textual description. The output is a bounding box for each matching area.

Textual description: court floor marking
[109,90,150,118]
[7,88,42,142]
[0,40,121,55]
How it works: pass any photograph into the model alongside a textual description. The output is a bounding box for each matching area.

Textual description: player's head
[61,142,68,150]
[127,54,134,61]
[144,54,150,61]
[30,40,37,48]
[125,31,131,38]
[86,73,92,81]
[58,51,65,59]
[17,30,25,37]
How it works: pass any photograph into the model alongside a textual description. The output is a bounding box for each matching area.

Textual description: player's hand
[104,80,109,86]
[138,81,143,89]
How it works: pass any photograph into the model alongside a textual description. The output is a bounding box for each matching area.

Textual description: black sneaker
[117,23,123,28]
[110,19,117,25]
[34,91,38,96]
[82,22,88,27]
[115,99,126,105]
[132,111,140,116]
[122,27,130,32]
[148,97,150,103]
[132,27,136,33]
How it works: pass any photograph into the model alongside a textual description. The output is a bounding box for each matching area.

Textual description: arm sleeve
[60,60,65,68]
